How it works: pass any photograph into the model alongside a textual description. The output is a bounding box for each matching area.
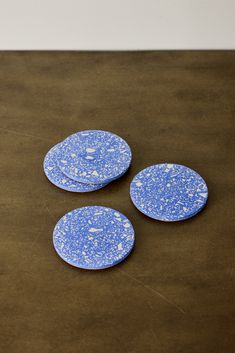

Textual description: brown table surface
[0,51,235,353]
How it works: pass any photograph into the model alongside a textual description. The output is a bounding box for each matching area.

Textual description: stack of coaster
[43,130,132,192]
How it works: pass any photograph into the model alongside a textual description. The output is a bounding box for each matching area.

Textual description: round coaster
[130,164,208,221]
[57,130,132,184]
[53,206,135,269]
[43,144,108,192]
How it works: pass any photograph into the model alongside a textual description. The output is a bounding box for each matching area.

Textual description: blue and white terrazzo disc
[57,130,132,184]
[53,206,135,269]
[43,144,107,192]
[130,164,208,221]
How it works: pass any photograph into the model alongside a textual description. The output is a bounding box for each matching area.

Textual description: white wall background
[0,0,234,50]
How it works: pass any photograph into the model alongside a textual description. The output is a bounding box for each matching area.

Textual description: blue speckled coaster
[57,130,132,184]
[130,164,208,221]
[44,144,108,192]
[53,206,135,269]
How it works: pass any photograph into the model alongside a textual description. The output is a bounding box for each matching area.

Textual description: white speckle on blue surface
[130,164,208,221]
[56,130,132,184]
[43,143,108,192]
[53,206,135,269]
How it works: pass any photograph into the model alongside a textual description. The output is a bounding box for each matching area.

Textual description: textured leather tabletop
[0,51,234,353]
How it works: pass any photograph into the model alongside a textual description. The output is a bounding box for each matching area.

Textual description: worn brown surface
[0,51,235,353]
